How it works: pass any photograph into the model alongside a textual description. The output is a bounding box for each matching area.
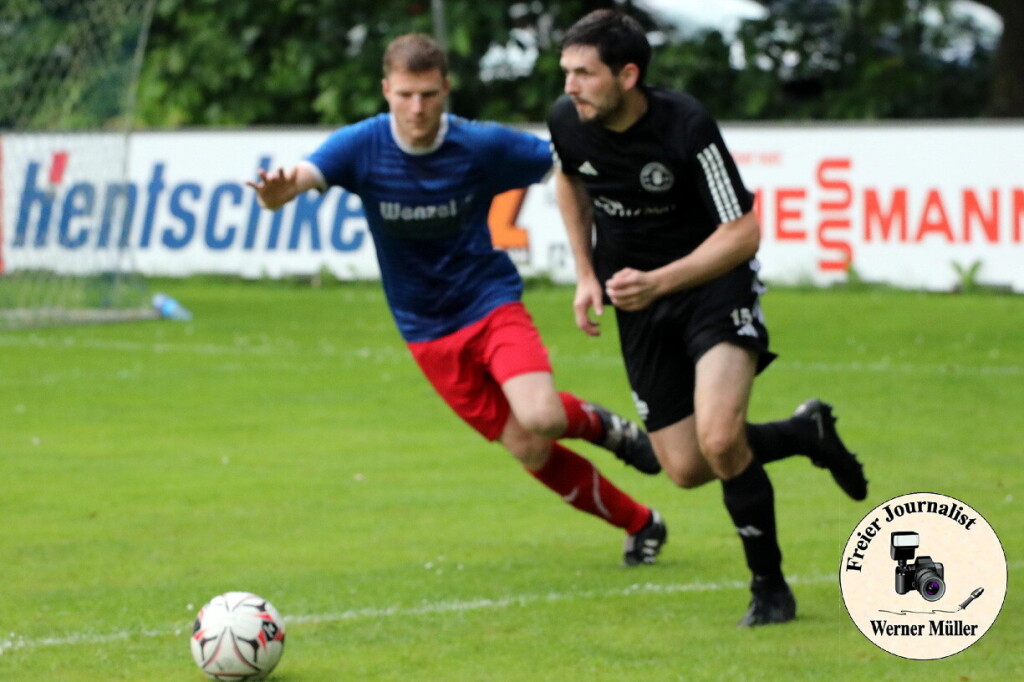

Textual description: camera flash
[891,532,920,547]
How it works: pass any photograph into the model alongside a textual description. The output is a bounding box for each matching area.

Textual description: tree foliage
[135,0,611,127]
[4,0,1008,130]
[970,0,1024,116]
[713,0,997,119]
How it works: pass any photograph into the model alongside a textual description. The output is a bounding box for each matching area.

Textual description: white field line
[779,359,1022,376]
[0,334,410,363]
[0,333,1019,377]
[0,572,830,654]
[3,561,1020,654]
[558,357,1024,377]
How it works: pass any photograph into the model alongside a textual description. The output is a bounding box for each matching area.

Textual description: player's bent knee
[651,441,716,489]
[704,446,752,480]
[663,460,715,489]
[515,408,566,440]
[698,430,743,465]
[499,426,552,469]
[666,468,704,489]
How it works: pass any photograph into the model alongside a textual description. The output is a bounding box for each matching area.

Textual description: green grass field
[1,279,1021,681]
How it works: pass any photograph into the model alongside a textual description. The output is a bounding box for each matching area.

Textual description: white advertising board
[725,122,1024,291]
[2,122,1022,291]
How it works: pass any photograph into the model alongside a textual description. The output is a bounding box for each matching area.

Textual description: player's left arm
[606,210,759,311]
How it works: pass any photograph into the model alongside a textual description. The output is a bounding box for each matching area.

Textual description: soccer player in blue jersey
[247,33,667,566]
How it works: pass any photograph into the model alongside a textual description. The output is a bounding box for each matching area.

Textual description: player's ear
[381,77,391,98]
[618,63,641,91]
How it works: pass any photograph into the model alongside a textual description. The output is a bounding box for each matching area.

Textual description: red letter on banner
[864,189,908,242]
[775,188,806,241]
[817,158,853,211]
[962,189,999,243]
[915,190,955,242]
[1012,189,1024,243]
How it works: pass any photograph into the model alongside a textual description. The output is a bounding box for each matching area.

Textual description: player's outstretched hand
[607,268,659,312]
[574,275,604,336]
[246,167,299,211]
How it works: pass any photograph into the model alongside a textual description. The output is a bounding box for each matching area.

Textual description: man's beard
[577,92,627,128]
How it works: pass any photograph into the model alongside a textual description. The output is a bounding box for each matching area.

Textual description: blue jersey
[306,113,552,342]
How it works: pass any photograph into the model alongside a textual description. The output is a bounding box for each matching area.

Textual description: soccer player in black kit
[548,9,868,627]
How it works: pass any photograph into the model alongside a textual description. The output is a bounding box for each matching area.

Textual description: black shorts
[615,262,777,432]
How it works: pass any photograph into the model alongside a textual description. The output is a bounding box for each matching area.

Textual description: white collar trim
[389,113,448,155]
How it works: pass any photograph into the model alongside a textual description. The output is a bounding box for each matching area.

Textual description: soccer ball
[190,592,286,681]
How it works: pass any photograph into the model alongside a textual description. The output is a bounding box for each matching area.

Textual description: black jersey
[547,88,754,284]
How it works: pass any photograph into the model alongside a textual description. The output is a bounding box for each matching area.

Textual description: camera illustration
[891,531,946,601]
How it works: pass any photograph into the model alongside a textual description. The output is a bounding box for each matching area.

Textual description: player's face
[382,68,450,148]
[560,45,628,126]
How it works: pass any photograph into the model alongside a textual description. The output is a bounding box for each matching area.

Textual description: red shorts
[407,302,553,441]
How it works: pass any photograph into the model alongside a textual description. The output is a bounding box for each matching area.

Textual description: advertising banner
[2,122,1022,292]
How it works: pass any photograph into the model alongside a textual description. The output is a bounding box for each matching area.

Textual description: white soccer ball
[190,591,286,681]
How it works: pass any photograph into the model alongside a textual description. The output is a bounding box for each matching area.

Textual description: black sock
[722,459,784,583]
[746,419,806,464]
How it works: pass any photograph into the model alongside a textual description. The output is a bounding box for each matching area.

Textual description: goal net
[0,0,157,328]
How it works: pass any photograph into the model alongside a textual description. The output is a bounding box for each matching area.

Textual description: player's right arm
[554,168,603,337]
[246,163,323,211]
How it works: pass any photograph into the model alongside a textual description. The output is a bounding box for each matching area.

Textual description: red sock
[558,392,604,442]
[528,443,650,533]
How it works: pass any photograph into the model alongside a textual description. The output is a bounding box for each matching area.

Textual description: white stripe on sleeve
[696,143,742,223]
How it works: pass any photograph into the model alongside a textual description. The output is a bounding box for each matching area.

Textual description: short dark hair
[561,9,651,84]
[383,33,448,77]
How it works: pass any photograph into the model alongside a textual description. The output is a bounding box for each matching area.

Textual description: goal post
[0,0,158,329]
